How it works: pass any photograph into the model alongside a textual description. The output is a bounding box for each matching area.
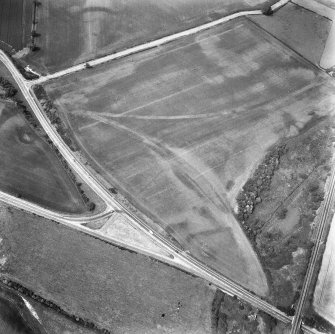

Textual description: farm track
[31,1,289,85]
[0,1,331,333]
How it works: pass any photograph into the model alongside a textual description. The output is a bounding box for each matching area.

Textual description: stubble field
[0,0,32,52]
[24,0,271,73]
[45,18,335,295]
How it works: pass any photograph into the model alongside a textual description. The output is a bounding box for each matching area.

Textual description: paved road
[290,166,335,334]
[0,191,113,223]
[0,0,298,326]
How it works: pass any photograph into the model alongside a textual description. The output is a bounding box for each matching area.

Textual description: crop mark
[117,82,205,116]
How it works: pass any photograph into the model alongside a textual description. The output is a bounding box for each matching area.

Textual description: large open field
[0,0,33,52]
[45,18,335,295]
[23,0,272,73]
[314,216,335,326]
[0,101,86,213]
[0,203,216,334]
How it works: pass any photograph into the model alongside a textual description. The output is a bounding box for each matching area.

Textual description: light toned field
[0,101,86,213]
[314,215,335,326]
[0,203,216,334]
[24,0,270,73]
[45,18,335,296]
[251,2,332,66]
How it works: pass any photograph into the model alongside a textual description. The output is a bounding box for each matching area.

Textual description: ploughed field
[45,18,334,295]
[24,0,269,73]
[0,101,86,213]
[0,0,32,51]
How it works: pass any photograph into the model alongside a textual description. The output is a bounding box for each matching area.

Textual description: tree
[31,30,40,38]
[277,207,288,219]
[262,6,273,16]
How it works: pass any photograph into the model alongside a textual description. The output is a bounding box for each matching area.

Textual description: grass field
[0,203,216,334]
[23,0,272,73]
[0,101,86,213]
[0,0,32,52]
[251,3,332,66]
[43,17,335,295]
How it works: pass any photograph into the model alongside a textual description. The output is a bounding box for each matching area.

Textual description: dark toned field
[0,0,32,52]
[23,0,271,73]
[0,203,216,334]
[0,101,86,213]
[251,3,332,66]
[43,17,335,295]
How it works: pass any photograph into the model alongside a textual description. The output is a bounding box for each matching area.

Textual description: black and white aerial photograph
[0,0,334,333]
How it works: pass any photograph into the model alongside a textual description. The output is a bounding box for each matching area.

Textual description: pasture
[24,0,269,73]
[0,101,86,213]
[0,0,33,52]
[45,18,334,295]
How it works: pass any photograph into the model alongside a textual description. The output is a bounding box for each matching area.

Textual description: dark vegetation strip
[30,1,41,51]
[236,144,287,240]
[235,143,320,313]
[0,77,95,211]
[33,84,78,152]
[0,276,111,334]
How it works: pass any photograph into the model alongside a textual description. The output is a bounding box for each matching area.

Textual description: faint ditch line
[263,166,318,230]
[116,82,205,116]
